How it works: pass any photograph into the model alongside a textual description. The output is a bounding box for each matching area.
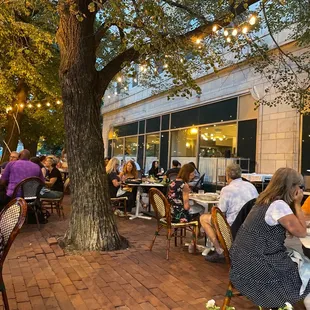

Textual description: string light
[249,15,256,25]
[19,103,24,108]
[196,38,201,44]
[56,100,61,105]
[223,29,229,36]
[46,102,51,107]
[37,103,41,108]
[163,64,168,68]
[212,25,218,32]
[117,77,122,82]
[133,78,137,83]
[227,37,231,43]
[108,95,111,98]
[28,104,32,108]
[242,26,248,34]
[232,29,238,36]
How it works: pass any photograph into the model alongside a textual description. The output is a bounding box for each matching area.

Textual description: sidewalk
[0,197,303,310]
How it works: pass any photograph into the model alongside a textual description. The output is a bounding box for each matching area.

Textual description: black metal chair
[11,177,44,230]
[0,198,27,310]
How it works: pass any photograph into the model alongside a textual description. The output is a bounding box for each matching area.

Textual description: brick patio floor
[0,196,306,310]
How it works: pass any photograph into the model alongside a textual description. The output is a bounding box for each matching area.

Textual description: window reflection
[199,123,237,158]
[170,128,197,165]
[125,136,138,161]
[112,138,124,159]
[145,134,160,171]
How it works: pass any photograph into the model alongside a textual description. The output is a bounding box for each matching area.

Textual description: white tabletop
[300,236,310,248]
[304,191,310,196]
[126,182,164,187]
[189,193,220,208]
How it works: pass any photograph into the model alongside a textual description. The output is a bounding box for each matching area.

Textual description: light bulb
[46,102,51,107]
[242,26,248,34]
[19,103,24,108]
[37,103,41,108]
[232,29,238,36]
[224,30,229,36]
[227,37,231,43]
[249,15,256,25]
[133,78,137,83]
[56,100,61,104]
[117,77,122,82]
[212,25,218,32]
[108,95,111,98]
[196,38,201,44]
[28,104,32,108]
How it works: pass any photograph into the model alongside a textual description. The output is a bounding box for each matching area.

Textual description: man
[165,160,181,180]
[0,151,19,171]
[200,163,258,263]
[0,149,45,206]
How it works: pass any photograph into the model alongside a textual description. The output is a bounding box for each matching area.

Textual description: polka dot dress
[230,205,310,308]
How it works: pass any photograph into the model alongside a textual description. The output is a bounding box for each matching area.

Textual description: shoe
[202,248,214,256]
[205,252,225,263]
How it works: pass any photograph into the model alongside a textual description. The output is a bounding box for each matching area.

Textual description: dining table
[189,192,220,212]
[126,181,167,220]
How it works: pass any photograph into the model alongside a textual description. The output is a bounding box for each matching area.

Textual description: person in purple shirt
[0,149,45,207]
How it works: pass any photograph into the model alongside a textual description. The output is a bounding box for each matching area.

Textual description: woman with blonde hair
[106,157,135,212]
[230,168,310,309]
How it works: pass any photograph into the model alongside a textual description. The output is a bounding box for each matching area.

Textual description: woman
[30,157,48,179]
[230,168,310,309]
[167,163,200,223]
[148,160,162,177]
[119,160,138,181]
[106,157,135,212]
[40,157,64,199]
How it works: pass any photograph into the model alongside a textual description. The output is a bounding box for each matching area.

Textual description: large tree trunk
[22,138,38,157]
[57,2,127,251]
[1,82,27,163]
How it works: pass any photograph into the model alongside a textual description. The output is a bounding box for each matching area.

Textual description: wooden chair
[40,178,70,219]
[0,198,27,310]
[11,177,45,230]
[211,206,241,310]
[149,188,199,260]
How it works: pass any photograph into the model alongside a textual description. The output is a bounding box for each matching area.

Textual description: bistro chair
[211,206,241,310]
[11,177,44,230]
[0,198,27,310]
[111,197,128,216]
[149,188,198,260]
[40,178,70,219]
[192,173,205,193]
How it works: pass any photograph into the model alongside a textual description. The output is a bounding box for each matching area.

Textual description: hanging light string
[5,99,62,113]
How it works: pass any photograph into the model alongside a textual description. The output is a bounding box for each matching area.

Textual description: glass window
[112,138,124,160]
[198,123,237,184]
[145,134,160,173]
[161,114,170,130]
[146,117,160,133]
[124,136,138,161]
[114,122,138,137]
[170,128,197,165]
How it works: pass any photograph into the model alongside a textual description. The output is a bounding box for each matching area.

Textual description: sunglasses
[299,185,305,190]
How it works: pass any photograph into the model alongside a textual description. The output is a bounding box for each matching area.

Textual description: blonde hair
[256,168,304,209]
[106,157,119,174]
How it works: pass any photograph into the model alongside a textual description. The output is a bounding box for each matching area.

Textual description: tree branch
[162,0,207,23]
[96,0,260,95]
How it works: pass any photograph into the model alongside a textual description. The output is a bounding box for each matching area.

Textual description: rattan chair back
[211,206,233,265]
[11,177,44,200]
[0,198,27,265]
[149,188,171,224]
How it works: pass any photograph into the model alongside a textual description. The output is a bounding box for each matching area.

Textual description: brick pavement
[0,196,305,310]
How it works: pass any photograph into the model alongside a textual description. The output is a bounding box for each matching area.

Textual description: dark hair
[172,160,179,167]
[39,155,46,162]
[188,162,196,169]
[30,157,44,169]
[149,161,159,176]
[177,163,195,183]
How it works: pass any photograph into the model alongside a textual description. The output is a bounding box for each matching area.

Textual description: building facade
[102,43,309,181]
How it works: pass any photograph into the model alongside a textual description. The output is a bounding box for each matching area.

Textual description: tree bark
[1,82,27,163]
[57,2,127,251]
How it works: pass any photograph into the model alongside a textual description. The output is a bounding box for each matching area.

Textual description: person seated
[104,157,110,166]
[40,157,64,199]
[200,163,258,262]
[106,157,135,213]
[148,160,163,177]
[119,160,138,181]
[30,157,49,180]
[230,168,310,309]
[187,162,200,189]
[165,160,181,180]
[1,151,19,171]
[0,149,45,207]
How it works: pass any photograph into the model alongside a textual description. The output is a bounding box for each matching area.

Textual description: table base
[129,213,152,220]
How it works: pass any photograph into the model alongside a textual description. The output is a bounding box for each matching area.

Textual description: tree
[56,0,271,251]
[0,1,60,161]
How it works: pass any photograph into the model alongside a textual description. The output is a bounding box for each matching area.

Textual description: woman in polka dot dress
[230,168,310,309]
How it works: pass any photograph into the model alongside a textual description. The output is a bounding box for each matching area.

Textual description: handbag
[116,187,127,197]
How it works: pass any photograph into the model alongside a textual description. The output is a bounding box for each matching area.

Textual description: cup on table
[198,190,204,195]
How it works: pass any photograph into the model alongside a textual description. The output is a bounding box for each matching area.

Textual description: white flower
[206,299,216,308]
[284,302,293,310]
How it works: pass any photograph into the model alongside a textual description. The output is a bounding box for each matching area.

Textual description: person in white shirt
[200,163,258,262]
